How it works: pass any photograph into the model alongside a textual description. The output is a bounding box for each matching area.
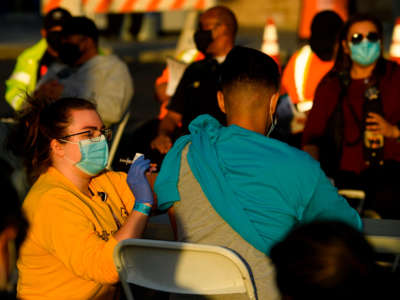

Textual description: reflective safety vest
[298,0,348,40]
[282,45,334,112]
[389,17,400,65]
[5,39,48,111]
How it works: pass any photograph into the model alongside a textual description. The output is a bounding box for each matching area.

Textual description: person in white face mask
[303,14,400,219]
[8,97,153,300]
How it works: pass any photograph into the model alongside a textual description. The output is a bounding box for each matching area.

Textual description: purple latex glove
[127,156,154,206]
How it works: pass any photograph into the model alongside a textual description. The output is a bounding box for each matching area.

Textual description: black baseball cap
[61,16,99,43]
[43,7,72,30]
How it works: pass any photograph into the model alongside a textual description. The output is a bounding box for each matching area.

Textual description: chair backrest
[113,239,257,300]
[363,218,400,272]
[107,111,130,170]
[338,189,365,213]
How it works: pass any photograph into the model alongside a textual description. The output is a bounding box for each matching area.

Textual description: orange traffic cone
[261,18,280,68]
[389,17,400,64]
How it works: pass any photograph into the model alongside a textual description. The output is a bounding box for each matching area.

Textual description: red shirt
[303,61,400,174]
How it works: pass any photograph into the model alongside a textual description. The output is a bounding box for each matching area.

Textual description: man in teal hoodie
[155,46,362,299]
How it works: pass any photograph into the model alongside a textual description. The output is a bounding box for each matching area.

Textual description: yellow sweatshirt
[17,167,135,300]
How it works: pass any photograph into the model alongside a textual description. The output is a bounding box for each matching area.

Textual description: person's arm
[5,72,32,111]
[5,40,46,110]
[365,112,400,139]
[36,194,122,284]
[155,82,171,105]
[150,64,193,153]
[113,210,149,241]
[154,67,171,105]
[302,77,339,158]
[150,110,182,154]
[302,167,362,230]
[167,206,178,240]
[117,156,154,241]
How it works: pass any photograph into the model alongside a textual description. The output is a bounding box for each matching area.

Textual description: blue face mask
[64,135,109,176]
[349,40,381,66]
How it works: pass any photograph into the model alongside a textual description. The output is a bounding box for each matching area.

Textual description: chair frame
[106,111,130,170]
[113,238,257,300]
[363,218,400,272]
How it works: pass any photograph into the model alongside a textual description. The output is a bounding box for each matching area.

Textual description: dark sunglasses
[350,32,380,44]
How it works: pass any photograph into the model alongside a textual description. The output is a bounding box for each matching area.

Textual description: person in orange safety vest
[281,10,344,135]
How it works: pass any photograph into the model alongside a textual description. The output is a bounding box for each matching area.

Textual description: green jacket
[5,39,47,110]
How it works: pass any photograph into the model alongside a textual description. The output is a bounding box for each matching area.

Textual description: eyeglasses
[350,32,380,45]
[59,128,112,142]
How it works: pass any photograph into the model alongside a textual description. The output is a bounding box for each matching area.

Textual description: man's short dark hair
[61,16,99,44]
[220,46,280,95]
[270,221,384,300]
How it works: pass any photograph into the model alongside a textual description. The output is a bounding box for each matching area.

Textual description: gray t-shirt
[170,145,280,300]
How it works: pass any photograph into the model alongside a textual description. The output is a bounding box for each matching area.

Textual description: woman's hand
[126,156,154,207]
[365,112,400,139]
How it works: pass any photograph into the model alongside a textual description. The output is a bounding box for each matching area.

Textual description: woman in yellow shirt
[11,97,153,299]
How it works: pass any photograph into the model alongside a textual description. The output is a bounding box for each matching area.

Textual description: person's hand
[290,111,307,134]
[34,80,64,100]
[127,156,153,206]
[366,112,400,139]
[150,135,172,154]
[155,82,171,104]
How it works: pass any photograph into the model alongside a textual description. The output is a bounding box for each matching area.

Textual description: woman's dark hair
[8,97,96,182]
[270,221,382,300]
[331,14,385,84]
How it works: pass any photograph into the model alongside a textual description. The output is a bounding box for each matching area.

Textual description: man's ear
[269,92,279,116]
[50,139,64,158]
[217,90,226,114]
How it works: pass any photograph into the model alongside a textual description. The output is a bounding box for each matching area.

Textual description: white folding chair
[338,189,366,213]
[113,239,257,300]
[363,218,400,272]
[106,111,130,170]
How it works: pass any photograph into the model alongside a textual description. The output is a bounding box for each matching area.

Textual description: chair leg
[392,254,400,272]
[121,281,135,300]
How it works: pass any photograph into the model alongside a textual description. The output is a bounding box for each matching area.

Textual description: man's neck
[227,114,268,136]
[213,43,234,59]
